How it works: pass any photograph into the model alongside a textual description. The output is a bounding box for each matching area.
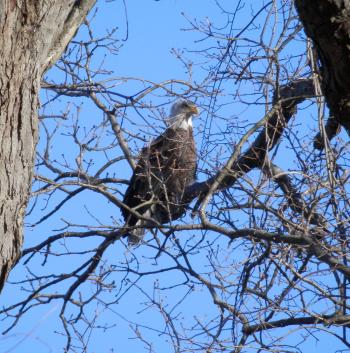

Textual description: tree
[0,0,96,291]
[295,1,350,148]
[2,1,350,352]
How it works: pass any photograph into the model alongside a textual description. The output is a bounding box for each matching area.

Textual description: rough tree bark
[0,0,96,292]
[295,0,350,146]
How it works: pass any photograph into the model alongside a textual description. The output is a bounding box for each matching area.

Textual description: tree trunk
[295,0,350,133]
[0,0,95,291]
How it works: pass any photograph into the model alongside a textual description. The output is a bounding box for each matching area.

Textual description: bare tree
[2,1,350,352]
[295,1,350,149]
[0,0,96,291]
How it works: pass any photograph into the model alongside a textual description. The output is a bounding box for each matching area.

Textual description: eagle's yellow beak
[189,104,199,115]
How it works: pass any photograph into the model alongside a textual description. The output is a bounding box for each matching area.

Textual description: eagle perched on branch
[122,100,199,243]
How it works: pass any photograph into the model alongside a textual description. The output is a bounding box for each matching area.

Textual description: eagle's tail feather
[128,221,146,245]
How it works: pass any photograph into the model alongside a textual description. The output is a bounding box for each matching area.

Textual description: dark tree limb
[262,162,326,226]
[185,79,316,207]
[314,116,342,150]
[243,312,350,335]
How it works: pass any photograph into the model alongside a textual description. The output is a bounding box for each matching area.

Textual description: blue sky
[89,0,223,84]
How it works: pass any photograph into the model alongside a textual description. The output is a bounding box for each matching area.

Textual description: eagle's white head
[166,100,199,129]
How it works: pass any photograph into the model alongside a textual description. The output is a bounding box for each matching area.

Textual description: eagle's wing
[121,133,167,224]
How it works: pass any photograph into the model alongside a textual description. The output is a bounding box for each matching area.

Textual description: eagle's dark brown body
[122,126,196,234]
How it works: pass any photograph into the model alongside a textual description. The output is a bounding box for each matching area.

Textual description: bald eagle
[122,100,199,243]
